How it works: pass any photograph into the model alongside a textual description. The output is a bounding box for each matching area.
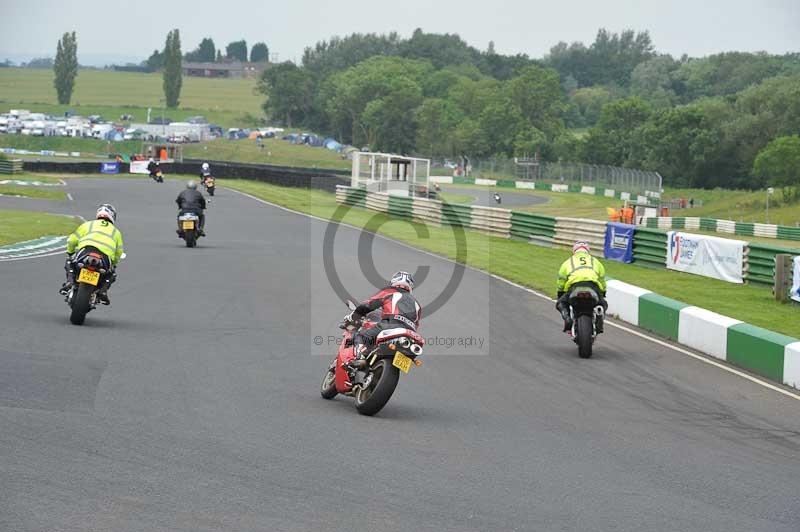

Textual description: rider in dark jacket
[176,181,207,234]
[350,271,421,362]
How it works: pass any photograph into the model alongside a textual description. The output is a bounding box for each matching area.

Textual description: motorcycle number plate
[77,269,100,286]
[392,352,412,374]
[182,221,195,230]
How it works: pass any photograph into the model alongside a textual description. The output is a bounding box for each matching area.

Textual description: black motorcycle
[63,248,116,325]
[177,211,202,247]
[567,283,605,359]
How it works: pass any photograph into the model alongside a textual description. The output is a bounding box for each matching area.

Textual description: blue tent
[323,138,343,152]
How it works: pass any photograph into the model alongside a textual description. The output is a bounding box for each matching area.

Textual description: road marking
[67,193,74,201]
[227,187,800,402]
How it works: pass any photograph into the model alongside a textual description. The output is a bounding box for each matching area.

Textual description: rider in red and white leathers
[350,271,421,359]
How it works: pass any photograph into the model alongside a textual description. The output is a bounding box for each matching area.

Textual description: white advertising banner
[130,161,149,174]
[791,255,800,303]
[666,231,745,284]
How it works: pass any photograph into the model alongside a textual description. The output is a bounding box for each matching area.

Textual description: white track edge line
[226,187,800,402]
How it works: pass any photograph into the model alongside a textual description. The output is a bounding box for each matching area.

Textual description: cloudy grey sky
[1,0,798,66]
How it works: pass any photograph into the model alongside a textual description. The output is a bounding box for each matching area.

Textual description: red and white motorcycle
[320,300,425,416]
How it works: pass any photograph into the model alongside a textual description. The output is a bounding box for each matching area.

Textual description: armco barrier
[471,206,511,238]
[605,279,800,390]
[745,242,800,285]
[632,227,667,267]
[23,160,349,192]
[440,203,472,228]
[0,158,23,174]
[641,215,800,243]
[509,211,556,245]
[554,217,606,254]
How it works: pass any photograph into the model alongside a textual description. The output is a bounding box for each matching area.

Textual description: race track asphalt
[1,178,799,532]
[442,185,548,208]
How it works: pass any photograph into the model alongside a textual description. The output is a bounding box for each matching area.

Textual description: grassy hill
[0,68,263,127]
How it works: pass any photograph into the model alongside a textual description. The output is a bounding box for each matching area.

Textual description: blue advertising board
[100,162,120,174]
[604,222,634,263]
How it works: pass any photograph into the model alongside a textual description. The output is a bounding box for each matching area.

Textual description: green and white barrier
[642,216,800,243]
[607,279,800,389]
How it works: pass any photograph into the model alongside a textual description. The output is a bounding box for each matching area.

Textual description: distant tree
[505,65,565,138]
[26,57,54,68]
[53,32,78,104]
[415,98,462,157]
[162,29,182,108]
[185,37,216,62]
[226,40,248,62]
[143,49,164,71]
[257,62,314,127]
[216,50,223,62]
[753,135,800,197]
[250,42,269,62]
[581,97,652,165]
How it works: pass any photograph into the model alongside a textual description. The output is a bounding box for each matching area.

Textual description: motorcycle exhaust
[410,343,423,355]
[594,306,605,317]
[398,337,411,348]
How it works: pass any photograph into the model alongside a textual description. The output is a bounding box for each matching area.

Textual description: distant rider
[176,181,207,235]
[200,162,211,180]
[60,204,124,305]
[556,241,607,333]
[347,271,421,367]
[147,158,161,181]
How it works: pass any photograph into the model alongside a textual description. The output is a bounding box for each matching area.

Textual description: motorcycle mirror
[346,299,357,310]
[120,252,127,260]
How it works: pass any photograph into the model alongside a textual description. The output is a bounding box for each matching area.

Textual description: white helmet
[390,271,414,292]
[96,204,117,224]
[202,162,209,171]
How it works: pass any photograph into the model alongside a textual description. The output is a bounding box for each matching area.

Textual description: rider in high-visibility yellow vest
[556,241,607,333]
[60,204,124,305]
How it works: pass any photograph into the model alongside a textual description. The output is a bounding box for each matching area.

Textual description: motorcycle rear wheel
[184,229,197,248]
[576,314,594,359]
[69,282,93,325]
[354,359,400,416]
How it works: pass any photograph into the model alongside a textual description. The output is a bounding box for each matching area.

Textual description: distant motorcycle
[493,192,502,204]
[203,175,215,196]
[320,300,425,416]
[150,168,164,183]
[63,248,119,325]
[177,212,202,247]
[565,283,605,358]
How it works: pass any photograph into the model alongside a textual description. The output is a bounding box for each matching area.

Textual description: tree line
[144,37,269,71]
[257,28,800,190]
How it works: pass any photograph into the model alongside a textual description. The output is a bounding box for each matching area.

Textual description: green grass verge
[437,191,474,204]
[0,208,80,245]
[0,184,66,200]
[220,178,800,338]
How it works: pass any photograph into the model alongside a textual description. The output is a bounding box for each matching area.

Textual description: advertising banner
[100,162,119,174]
[791,256,800,303]
[130,161,149,174]
[604,222,634,263]
[667,231,745,283]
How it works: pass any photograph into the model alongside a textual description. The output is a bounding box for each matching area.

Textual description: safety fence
[640,216,800,243]
[431,175,658,206]
[336,186,799,288]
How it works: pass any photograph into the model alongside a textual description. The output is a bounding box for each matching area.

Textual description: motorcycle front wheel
[354,359,400,416]
[320,365,338,399]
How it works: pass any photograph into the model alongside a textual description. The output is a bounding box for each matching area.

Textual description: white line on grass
[226,186,800,403]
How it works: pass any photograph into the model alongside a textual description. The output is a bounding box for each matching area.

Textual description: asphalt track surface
[1,178,799,532]
[442,185,548,208]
